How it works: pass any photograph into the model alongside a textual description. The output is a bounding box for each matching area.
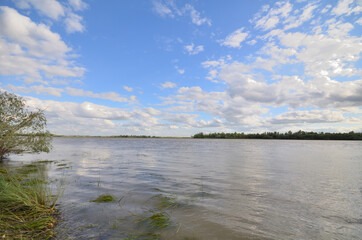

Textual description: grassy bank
[0,163,58,239]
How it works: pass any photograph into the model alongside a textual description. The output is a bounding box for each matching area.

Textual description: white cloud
[252,1,292,30]
[64,12,85,33]
[177,69,185,74]
[0,7,84,82]
[68,0,88,11]
[247,39,257,45]
[221,27,248,48]
[161,82,177,89]
[284,3,318,30]
[152,1,211,26]
[0,7,69,58]
[268,110,345,125]
[356,17,362,25]
[152,0,176,17]
[14,0,65,20]
[174,65,185,74]
[7,84,64,97]
[123,86,133,92]
[332,0,362,16]
[13,0,87,33]
[184,43,204,55]
[160,1,362,133]
[65,87,134,103]
[183,4,211,26]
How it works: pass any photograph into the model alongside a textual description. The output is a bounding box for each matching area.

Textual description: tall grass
[0,165,59,239]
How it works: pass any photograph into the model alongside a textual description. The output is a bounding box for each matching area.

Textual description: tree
[0,91,52,160]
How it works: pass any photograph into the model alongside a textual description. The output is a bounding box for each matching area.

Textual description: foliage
[0,91,52,160]
[193,130,362,140]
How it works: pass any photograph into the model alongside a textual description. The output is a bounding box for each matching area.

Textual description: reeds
[0,164,59,239]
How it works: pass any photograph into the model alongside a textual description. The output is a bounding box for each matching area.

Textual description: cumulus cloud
[0,7,84,83]
[184,43,204,55]
[251,1,292,30]
[123,86,133,92]
[221,27,248,48]
[64,12,85,33]
[268,110,346,125]
[68,0,88,11]
[14,0,65,20]
[161,82,177,89]
[161,1,362,133]
[7,84,64,97]
[65,87,135,103]
[332,0,361,16]
[13,0,87,33]
[283,3,318,30]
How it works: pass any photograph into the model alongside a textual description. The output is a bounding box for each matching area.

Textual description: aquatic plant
[156,195,179,209]
[90,194,116,203]
[136,212,171,231]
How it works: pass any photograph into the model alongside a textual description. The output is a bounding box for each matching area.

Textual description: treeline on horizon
[51,134,158,138]
[192,131,362,140]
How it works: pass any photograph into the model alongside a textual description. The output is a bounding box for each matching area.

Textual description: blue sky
[0,0,361,136]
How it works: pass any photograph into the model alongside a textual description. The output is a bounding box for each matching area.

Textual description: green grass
[136,212,170,231]
[0,167,59,239]
[156,195,179,209]
[90,194,116,203]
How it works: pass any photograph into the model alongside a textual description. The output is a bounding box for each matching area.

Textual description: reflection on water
[6,137,362,239]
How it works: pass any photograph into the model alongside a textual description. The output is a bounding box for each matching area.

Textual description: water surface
[3,137,362,239]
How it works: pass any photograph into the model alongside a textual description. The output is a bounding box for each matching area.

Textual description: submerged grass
[0,163,59,239]
[136,212,171,231]
[90,194,116,203]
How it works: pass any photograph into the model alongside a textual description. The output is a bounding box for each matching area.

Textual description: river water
[3,137,362,239]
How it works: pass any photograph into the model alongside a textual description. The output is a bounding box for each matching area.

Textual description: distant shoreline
[51,134,190,139]
[50,131,362,140]
[192,131,362,140]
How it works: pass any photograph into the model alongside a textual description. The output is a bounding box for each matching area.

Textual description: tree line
[192,131,362,140]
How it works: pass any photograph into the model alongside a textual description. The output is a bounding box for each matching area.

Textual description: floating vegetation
[125,232,161,240]
[156,194,180,209]
[16,163,39,175]
[56,163,67,167]
[36,160,54,164]
[90,194,116,203]
[0,168,8,174]
[136,211,171,231]
[0,165,59,239]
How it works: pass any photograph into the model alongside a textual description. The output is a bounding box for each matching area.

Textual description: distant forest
[192,131,362,140]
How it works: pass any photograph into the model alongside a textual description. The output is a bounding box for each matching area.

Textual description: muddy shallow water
[3,137,362,239]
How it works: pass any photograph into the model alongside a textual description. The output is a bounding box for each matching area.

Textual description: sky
[0,0,361,136]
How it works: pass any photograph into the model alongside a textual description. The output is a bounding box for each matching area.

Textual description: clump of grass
[0,168,8,174]
[36,160,54,164]
[15,163,40,175]
[0,171,58,239]
[136,212,170,231]
[157,195,179,209]
[90,194,116,203]
[125,232,161,240]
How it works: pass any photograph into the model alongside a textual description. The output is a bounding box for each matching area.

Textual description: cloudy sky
[0,0,361,136]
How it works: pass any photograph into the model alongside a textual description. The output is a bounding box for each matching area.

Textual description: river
[3,137,362,239]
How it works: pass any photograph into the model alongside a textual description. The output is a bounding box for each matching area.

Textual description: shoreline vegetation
[192,131,362,140]
[49,131,362,140]
[0,161,60,239]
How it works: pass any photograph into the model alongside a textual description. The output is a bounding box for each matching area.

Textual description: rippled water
[3,137,362,239]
